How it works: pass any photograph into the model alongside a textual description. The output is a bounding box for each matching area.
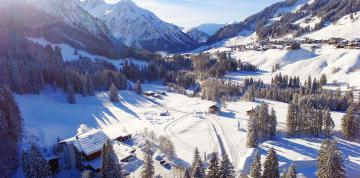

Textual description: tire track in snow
[211,116,243,172]
[163,110,196,151]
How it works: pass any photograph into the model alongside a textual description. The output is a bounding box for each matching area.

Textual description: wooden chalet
[60,130,134,172]
[209,105,221,114]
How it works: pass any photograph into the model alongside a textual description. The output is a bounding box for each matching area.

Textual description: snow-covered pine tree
[101,140,122,178]
[141,140,155,178]
[262,148,279,178]
[250,151,262,178]
[193,160,206,178]
[323,109,334,138]
[258,102,269,139]
[0,87,22,177]
[341,103,360,140]
[269,108,277,139]
[207,152,220,178]
[183,167,191,178]
[134,80,143,95]
[219,153,235,178]
[285,163,297,178]
[247,113,258,148]
[317,140,345,178]
[109,83,119,102]
[192,147,202,170]
[67,83,76,104]
[287,102,296,136]
[23,144,52,178]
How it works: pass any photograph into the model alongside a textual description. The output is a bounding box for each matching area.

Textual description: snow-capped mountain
[28,0,113,41]
[193,23,224,36]
[207,0,360,45]
[2,0,132,59]
[185,28,209,43]
[79,0,197,53]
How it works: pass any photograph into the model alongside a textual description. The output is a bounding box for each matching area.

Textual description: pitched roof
[70,130,109,156]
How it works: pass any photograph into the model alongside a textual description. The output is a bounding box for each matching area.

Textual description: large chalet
[60,130,134,172]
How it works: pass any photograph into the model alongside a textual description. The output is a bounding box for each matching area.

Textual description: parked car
[163,163,171,169]
[160,160,166,165]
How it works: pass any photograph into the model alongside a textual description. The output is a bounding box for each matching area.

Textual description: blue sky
[107,0,282,28]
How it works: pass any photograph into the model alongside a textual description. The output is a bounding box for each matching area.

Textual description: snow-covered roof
[61,129,132,156]
[62,130,109,156]
[83,141,135,170]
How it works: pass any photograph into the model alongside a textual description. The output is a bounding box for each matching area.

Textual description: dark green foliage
[0,87,22,177]
[141,140,155,178]
[219,153,234,178]
[262,148,279,178]
[317,140,345,178]
[101,140,122,178]
[22,144,52,178]
[207,152,220,178]
[250,151,262,178]
[341,104,360,140]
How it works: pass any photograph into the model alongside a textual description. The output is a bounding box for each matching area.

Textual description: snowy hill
[304,12,360,41]
[193,23,224,36]
[206,44,360,89]
[79,0,197,53]
[206,0,360,45]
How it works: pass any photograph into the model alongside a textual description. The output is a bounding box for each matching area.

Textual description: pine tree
[285,163,297,178]
[109,83,119,102]
[141,140,155,178]
[22,144,52,178]
[287,103,296,136]
[207,152,220,178]
[323,109,334,138]
[317,140,345,178]
[67,83,76,104]
[247,113,258,148]
[219,153,234,178]
[101,140,122,178]
[250,151,262,178]
[193,160,206,178]
[262,148,279,178]
[341,104,360,140]
[184,167,191,178]
[269,108,277,139]
[192,148,202,170]
[320,74,327,87]
[0,87,22,177]
[134,80,143,95]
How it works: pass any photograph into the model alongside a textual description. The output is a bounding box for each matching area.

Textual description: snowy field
[213,44,360,90]
[16,83,360,177]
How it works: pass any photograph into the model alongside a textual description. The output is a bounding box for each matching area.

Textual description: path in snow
[211,116,247,173]
[163,110,197,151]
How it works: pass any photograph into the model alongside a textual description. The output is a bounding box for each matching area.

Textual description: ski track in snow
[211,116,245,173]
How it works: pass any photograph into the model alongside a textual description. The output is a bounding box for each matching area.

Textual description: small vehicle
[155,155,163,161]
[160,160,166,165]
[163,163,171,169]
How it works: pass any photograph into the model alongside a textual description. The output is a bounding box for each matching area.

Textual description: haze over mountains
[2,0,359,55]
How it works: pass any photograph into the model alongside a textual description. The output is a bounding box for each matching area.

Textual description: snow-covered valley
[15,82,360,177]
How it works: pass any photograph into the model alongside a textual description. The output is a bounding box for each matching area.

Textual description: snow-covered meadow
[16,83,360,177]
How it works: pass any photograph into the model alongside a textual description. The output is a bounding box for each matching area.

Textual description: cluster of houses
[229,37,360,52]
[48,130,135,175]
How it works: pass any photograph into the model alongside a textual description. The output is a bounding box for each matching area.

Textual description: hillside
[206,0,360,45]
